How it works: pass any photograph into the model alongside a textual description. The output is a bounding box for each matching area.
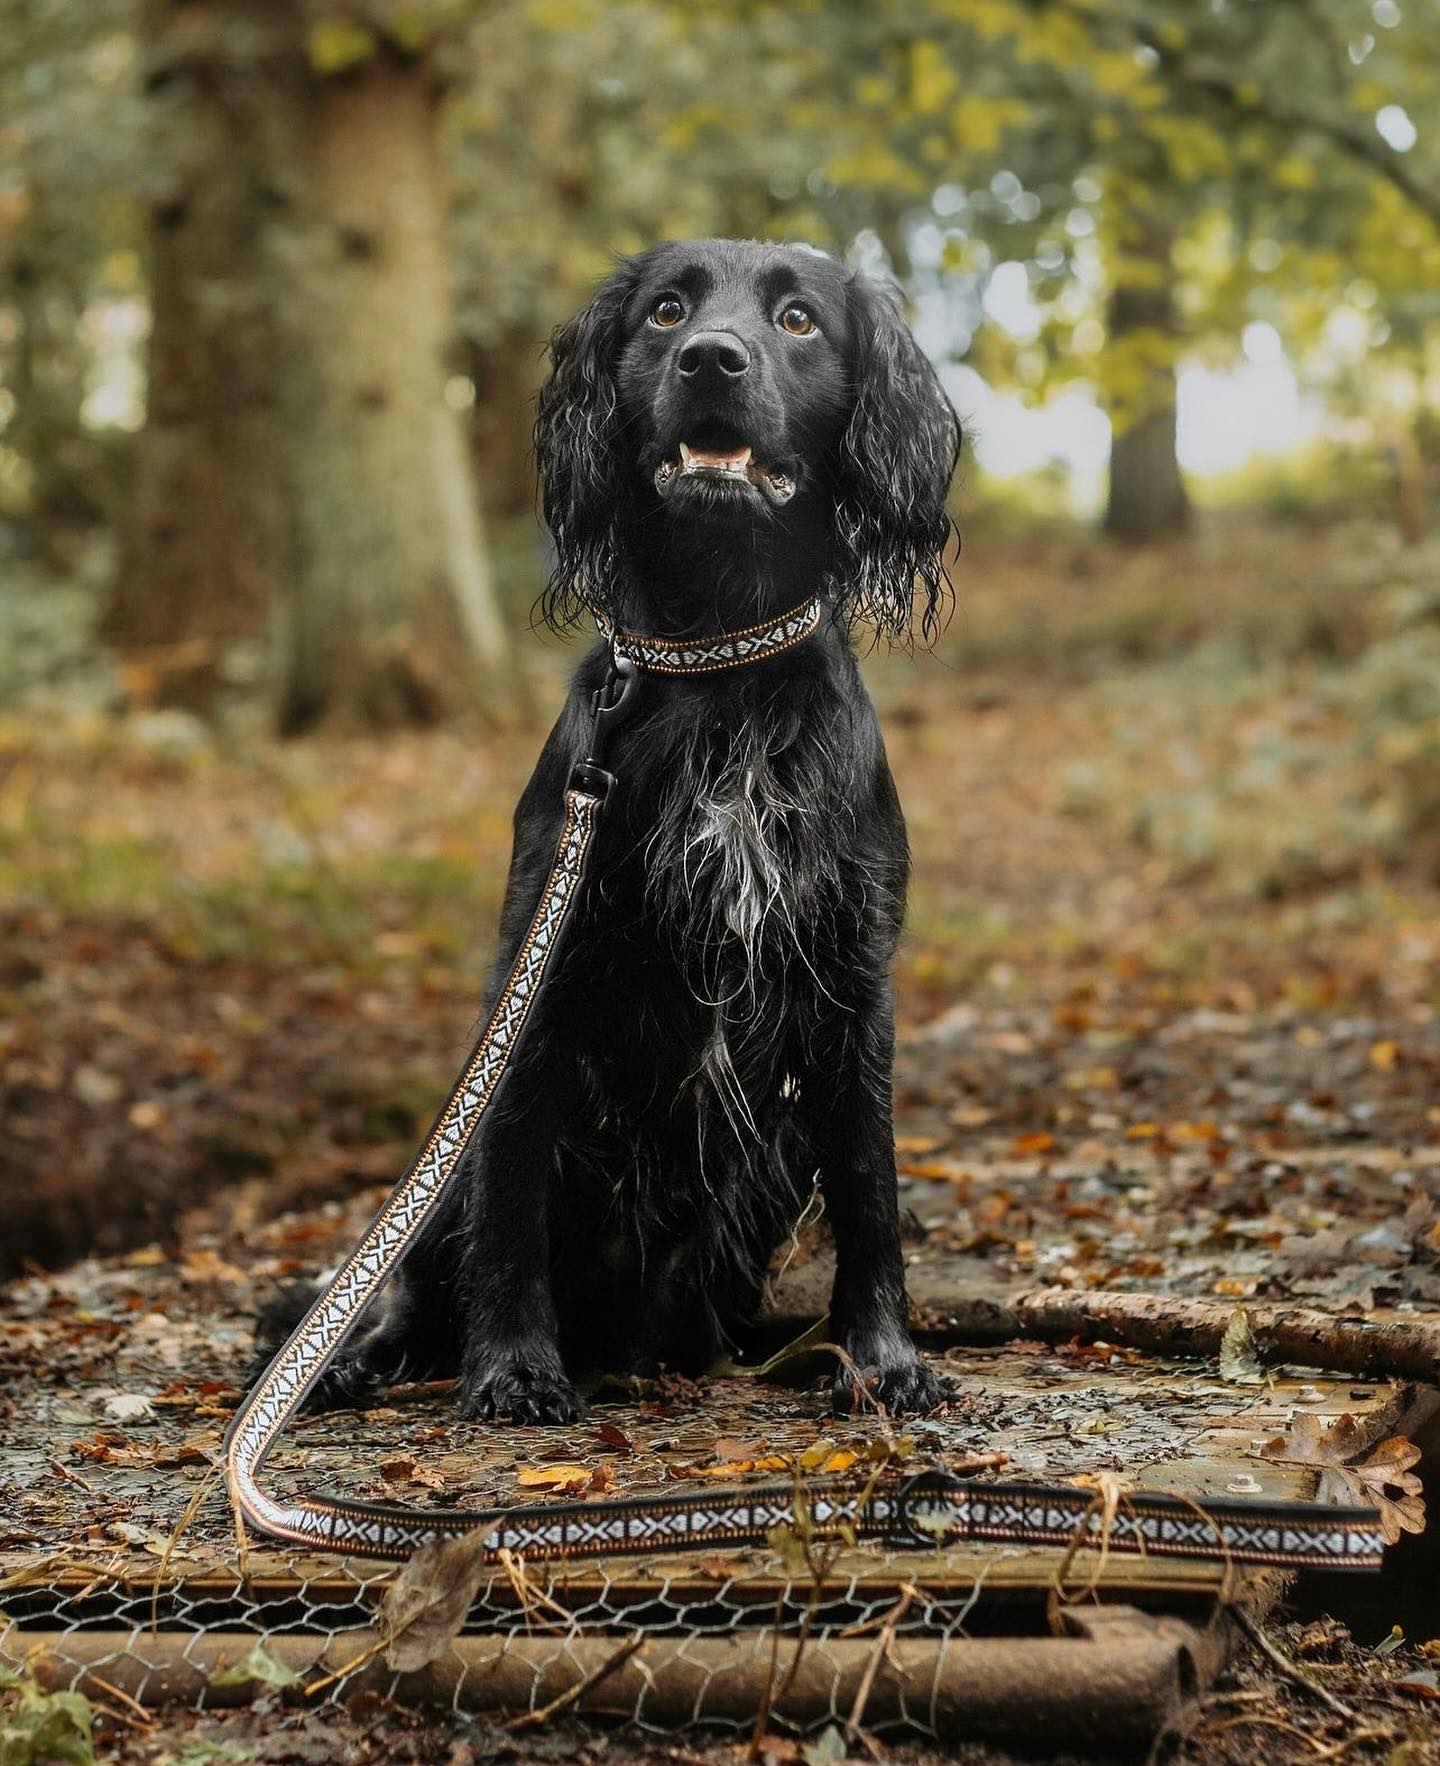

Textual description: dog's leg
[455,1054,586,1425]
[810,985,951,1417]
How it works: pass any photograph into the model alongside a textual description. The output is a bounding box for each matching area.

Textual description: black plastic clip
[570,655,640,802]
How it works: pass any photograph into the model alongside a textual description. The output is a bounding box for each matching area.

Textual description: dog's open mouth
[655,442,796,506]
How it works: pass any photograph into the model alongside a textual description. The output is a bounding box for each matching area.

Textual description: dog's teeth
[678,441,754,476]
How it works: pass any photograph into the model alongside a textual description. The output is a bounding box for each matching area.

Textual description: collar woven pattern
[600,596,822,674]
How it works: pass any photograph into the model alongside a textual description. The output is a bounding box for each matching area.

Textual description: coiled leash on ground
[223,596,1385,1572]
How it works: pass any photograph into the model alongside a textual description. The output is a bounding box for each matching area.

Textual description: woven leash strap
[223,603,1386,1573]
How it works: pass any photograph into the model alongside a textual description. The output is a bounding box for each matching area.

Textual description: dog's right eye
[649,297,685,328]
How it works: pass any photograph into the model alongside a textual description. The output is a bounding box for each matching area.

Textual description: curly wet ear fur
[534,263,638,630]
[831,276,961,645]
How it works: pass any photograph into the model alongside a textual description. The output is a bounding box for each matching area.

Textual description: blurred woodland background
[3,0,1440,1273]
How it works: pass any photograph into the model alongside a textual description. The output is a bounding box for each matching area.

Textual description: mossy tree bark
[468,328,544,520]
[1103,218,1190,544]
[108,1,296,709]
[114,7,514,728]
[274,46,514,733]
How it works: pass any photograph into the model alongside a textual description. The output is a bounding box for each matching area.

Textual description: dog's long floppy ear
[534,261,638,629]
[831,276,962,644]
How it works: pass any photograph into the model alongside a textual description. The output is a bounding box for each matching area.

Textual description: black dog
[265,238,961,1422]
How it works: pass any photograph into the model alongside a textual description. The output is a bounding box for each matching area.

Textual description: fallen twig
[913,1283,1440,1385]
[501,1631,643,1732]
[846,1584,916,1746]
[1228,1602,1357,1723]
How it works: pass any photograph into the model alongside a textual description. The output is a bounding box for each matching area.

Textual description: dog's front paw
[831,1341,952,1418]
[458,1356,587,1425]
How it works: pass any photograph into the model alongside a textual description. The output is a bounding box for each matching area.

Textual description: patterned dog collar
[599,596,823,675]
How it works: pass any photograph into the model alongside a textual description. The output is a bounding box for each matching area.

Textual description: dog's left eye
[778,304,816,336]
[649,297,685,328]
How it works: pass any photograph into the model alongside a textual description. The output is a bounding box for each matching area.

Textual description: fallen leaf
[102,1394,154,1423]
[668,1455,790,1480]
[382,1530,492,1672]
[712,1436,764,1462]
[1259,1419,1425,1544]
[516,1463,591,1493]
[379,1455,446,1491]
[1396,1670,1440,1701]
[209,1643,302,1690]
[1218,1306,1265,1386]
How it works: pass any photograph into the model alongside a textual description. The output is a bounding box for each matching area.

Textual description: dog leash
[223,595,1386,1573]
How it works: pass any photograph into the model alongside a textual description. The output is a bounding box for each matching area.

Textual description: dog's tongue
[680,441,752,471]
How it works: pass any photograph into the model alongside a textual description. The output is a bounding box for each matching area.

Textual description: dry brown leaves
[1258,1413,1425,1543]
[380,1530,493,1672]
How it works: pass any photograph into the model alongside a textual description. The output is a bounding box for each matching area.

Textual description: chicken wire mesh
[0,1225,1400,1740]
[0,1506,1226,1744]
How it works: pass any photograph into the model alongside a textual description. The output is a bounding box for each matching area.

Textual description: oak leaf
[1258,1415,1425,1544]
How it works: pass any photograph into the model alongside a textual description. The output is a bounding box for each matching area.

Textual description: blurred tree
[271,9,512,733]
[1102,209,1188,540]
[832,0,1439,538]
[0,0,141,549]
[113,1,515,730]
[107,2,294,707]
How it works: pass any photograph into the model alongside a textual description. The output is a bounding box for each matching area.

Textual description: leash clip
[894,1468,965,1549]
[571,655,640,801]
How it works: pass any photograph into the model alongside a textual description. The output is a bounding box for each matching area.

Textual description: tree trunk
[1103,220,1190,543]
[108,1,294,710]
[273,49,513,733]
[468,328,544,520]
[113,9,514,728]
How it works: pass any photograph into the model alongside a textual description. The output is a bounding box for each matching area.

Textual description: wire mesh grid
[2,1523,1139,1737]
[2,1233,1384,1739]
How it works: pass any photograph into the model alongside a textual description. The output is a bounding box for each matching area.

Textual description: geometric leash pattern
[223,788,604,1557]
[598,596,823,674]
[224,1451,1388,1569]
[222,610,1388,1575]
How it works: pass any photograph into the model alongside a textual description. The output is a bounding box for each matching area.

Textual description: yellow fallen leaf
[1370,1039,1400,1071]
[516,1463,590,1490]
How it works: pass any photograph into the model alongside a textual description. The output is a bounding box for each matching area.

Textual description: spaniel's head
[535,238,960,641]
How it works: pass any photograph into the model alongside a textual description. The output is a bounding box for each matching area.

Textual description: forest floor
[3,517,1440,1762]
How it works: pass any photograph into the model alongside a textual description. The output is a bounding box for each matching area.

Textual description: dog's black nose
[677,331,751,382]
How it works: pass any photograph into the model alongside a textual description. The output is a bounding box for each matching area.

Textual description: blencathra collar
[599,596,822,675]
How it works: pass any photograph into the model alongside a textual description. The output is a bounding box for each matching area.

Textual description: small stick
[1198,1714,1331,1756]
[501,1631,643,1732]
[48,1458,102,1497]
[151,1468,222,1632]
[302,1636,389,1700]
[1228,1602,1357,1723]
[846,1584,915,1745]
[86,1674,155,1728]
[90,1699,152,1734]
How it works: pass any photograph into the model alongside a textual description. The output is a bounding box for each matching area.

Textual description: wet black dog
[261,238,961,1421]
